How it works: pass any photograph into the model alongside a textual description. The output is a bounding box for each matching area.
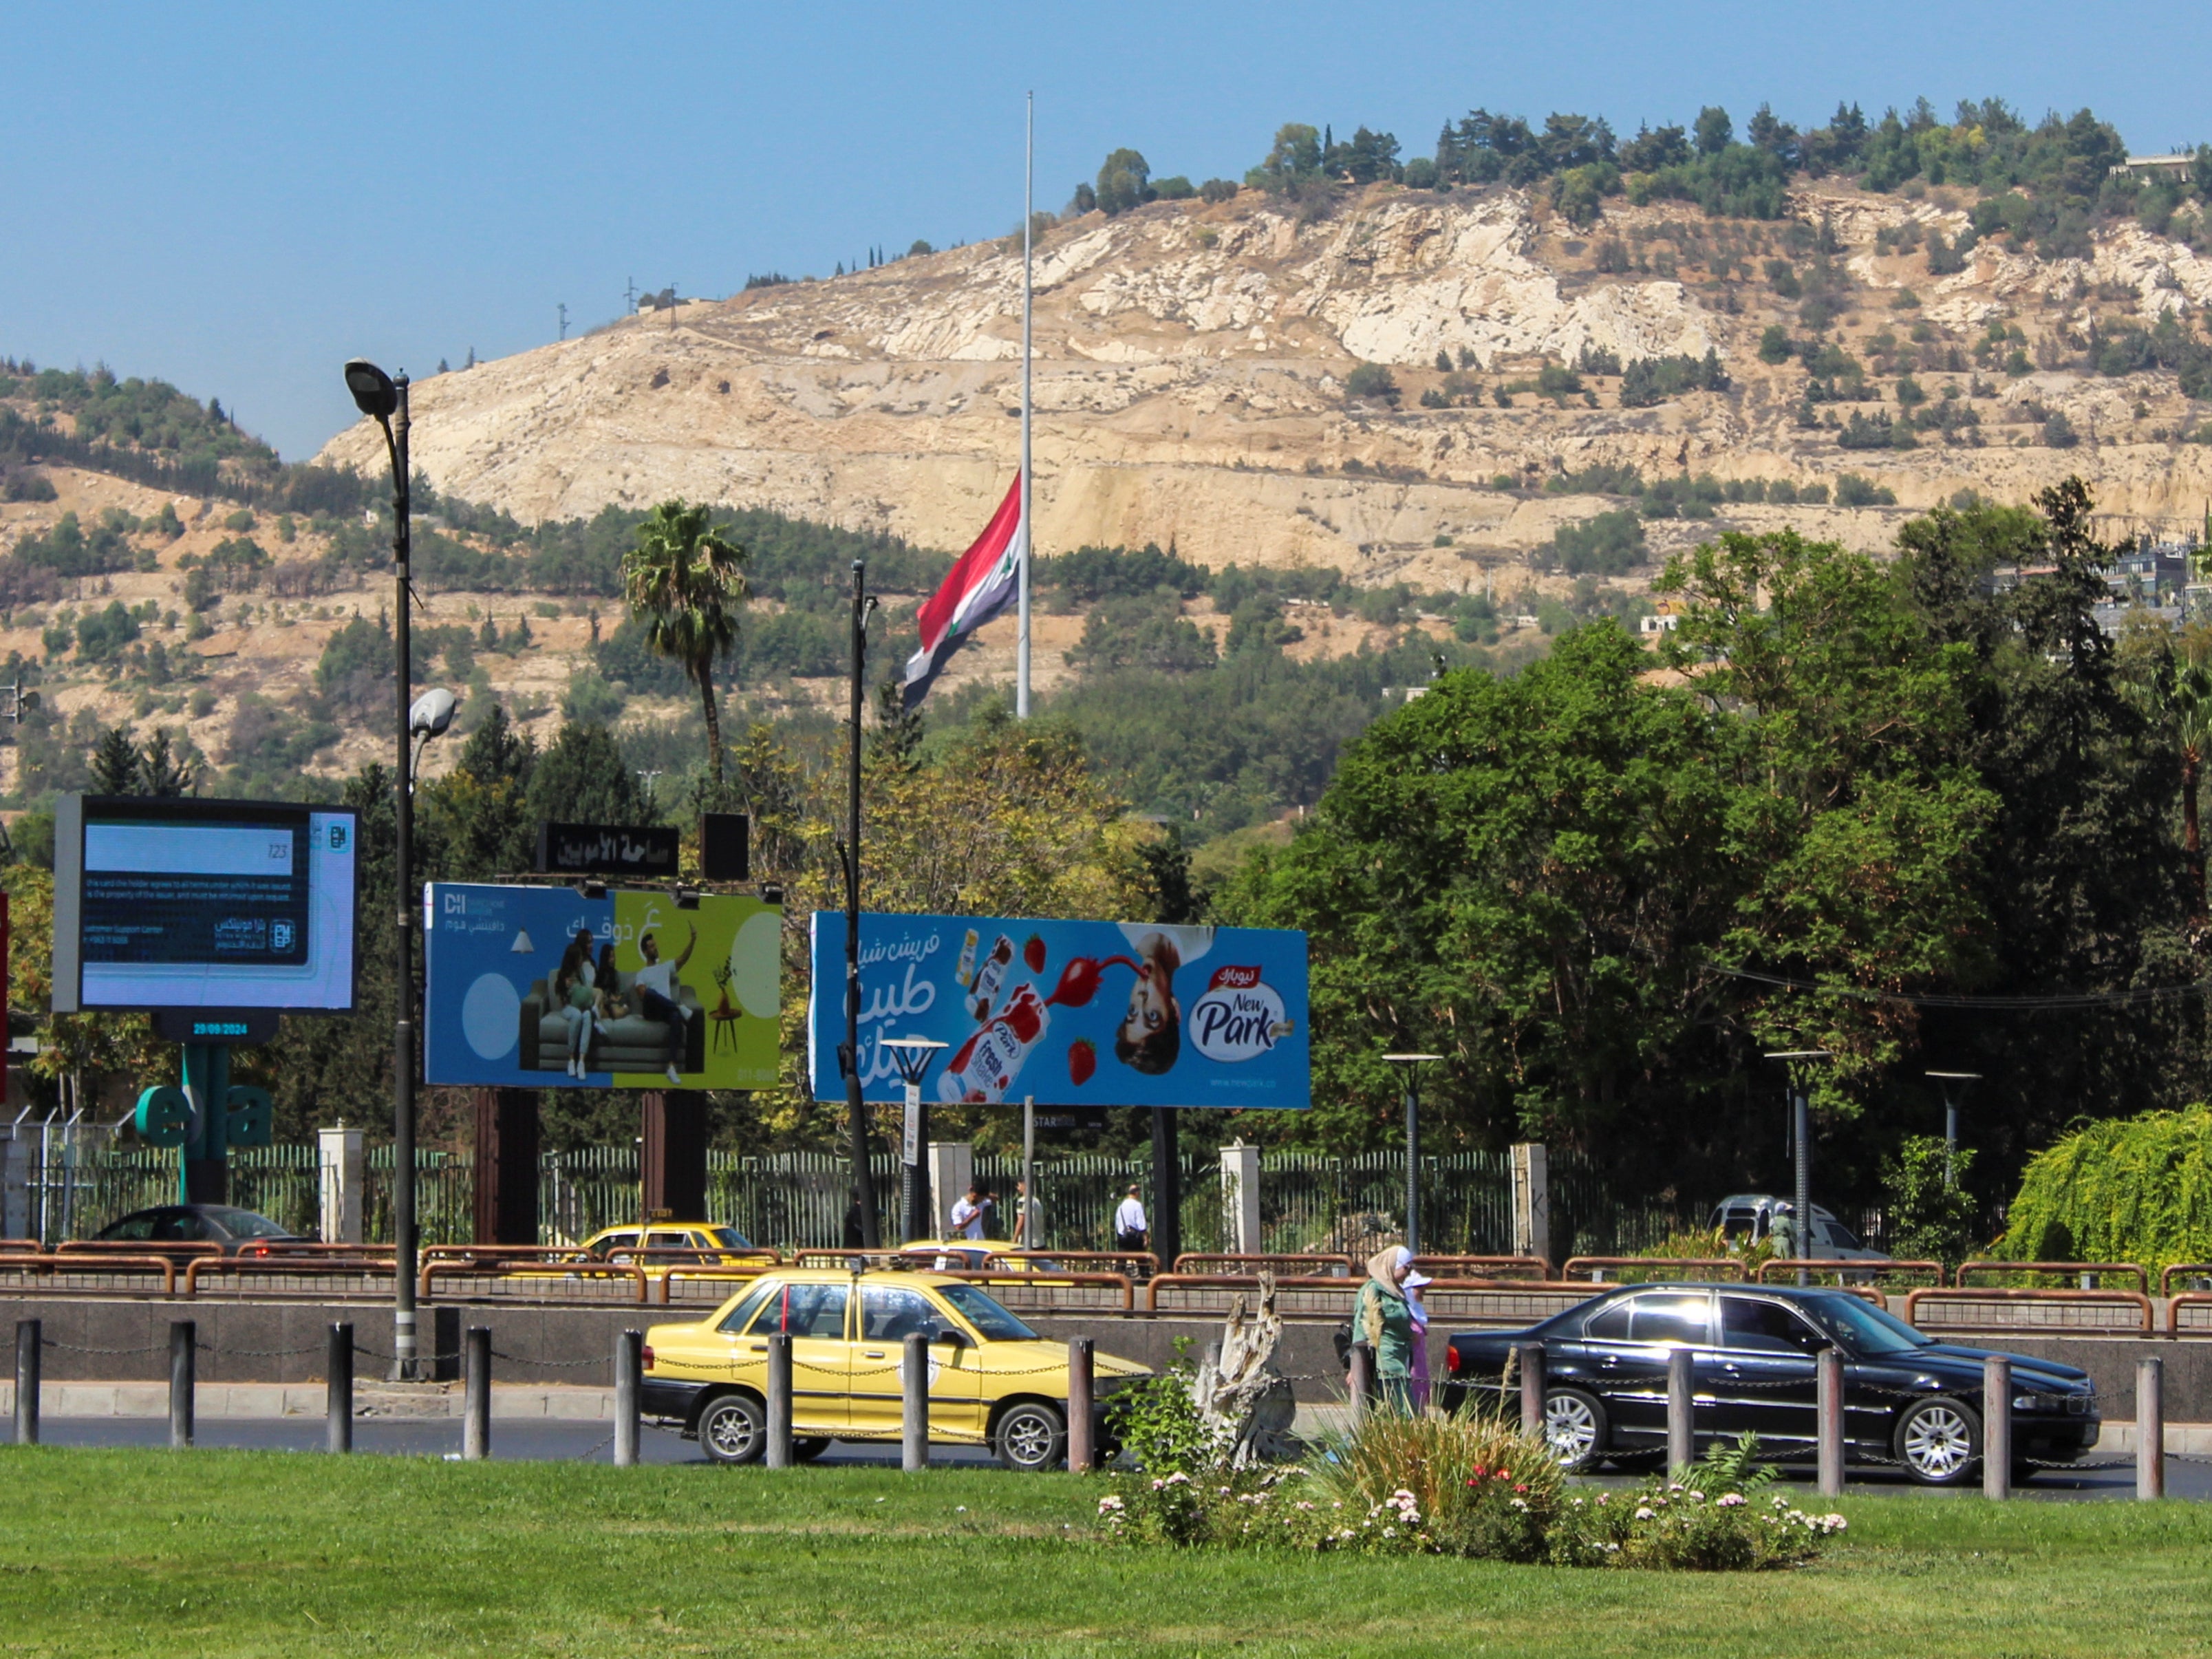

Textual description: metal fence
[14,1130,1694,1259]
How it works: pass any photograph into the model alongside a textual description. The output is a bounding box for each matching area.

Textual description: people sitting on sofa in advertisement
[632,923,698,1084]
[554,930,598,1080]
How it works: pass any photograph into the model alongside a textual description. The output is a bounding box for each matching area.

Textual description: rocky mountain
[320,177,2212,592]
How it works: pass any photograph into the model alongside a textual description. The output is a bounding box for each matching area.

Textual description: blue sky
[6,1,2206,462]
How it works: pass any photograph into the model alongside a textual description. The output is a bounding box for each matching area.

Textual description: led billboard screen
[52,793,360,1014]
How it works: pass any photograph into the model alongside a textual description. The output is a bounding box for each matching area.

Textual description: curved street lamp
[879,1036,947,1241]
[343,357,420,1378]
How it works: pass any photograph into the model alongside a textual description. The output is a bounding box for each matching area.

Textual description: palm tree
[622,500,749,791]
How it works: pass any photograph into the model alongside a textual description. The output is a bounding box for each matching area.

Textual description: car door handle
[748,1343,766,1353]
[863,1350,885,1358]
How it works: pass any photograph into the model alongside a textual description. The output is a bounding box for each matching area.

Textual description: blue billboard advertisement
[808,913,1309,1110]
[425,883,782,1090]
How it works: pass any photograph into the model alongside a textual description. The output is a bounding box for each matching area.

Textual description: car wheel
[1542,1387,1609,1473]
[1894,1397,1980,1485]
[793,1437,833,1463]
[993,1401,1068,1472]
[697,1393,766,1466]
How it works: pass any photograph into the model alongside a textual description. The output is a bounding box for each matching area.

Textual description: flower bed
[1097,1369,1841,1571]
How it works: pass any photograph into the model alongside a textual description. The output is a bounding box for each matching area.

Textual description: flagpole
[1017,89,1033,720]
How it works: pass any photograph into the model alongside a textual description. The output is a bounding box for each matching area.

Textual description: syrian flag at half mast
[901,473,1025,711]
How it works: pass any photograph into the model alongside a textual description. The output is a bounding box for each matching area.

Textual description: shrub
[1999,1105,2212,1274]
[1882,1135,1983,1269]
[1343,362,1400,405]
[1543,509,1646,575]
[1833,473,1896,506]
[1199,178,1238,204]
[1758,325,1792,365]
[1095,1378,1840,1572]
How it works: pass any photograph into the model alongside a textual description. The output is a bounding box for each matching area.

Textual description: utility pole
[558,303,568,341]
[625,277,636,316]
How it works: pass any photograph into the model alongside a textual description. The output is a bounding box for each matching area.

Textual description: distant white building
[2111,153,2198,182]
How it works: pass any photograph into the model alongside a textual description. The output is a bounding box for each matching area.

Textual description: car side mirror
[932,1323,970,1347]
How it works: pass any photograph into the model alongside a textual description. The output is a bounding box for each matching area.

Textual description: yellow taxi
[894,1239,1064,1278]
[641,1266,1150,1470]
[579,1223,768,1267]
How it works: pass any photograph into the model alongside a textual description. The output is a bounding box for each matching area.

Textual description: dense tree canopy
[1221,484,2208,1214]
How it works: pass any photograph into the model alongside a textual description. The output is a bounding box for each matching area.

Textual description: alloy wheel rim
[1545,1396,1598,1462]
[706,1404,757,1459]
[1904,1405,1973,1477]
[1005,1411,1055,1464]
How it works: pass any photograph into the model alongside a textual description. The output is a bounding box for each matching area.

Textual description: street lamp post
[1926,1071,1981,1190]
[343,358,420,1380]
[1764,1051,1833,1287]
[1382,1054,1443,1256]
[880,1036,946,1242]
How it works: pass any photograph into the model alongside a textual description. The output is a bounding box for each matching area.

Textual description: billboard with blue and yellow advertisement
[808,912,1309,1110]
[424,882,781,1089]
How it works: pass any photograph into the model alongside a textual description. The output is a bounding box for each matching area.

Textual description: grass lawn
[3,1448,2211,1657]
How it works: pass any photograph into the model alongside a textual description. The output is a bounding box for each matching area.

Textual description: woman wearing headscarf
[1351,1245,1415,1412]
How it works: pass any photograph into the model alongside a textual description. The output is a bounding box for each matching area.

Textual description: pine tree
[89,726,139,795]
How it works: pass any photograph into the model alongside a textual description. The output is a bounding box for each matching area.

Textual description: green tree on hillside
[1095,149,1152,215]
[623,500,748,793]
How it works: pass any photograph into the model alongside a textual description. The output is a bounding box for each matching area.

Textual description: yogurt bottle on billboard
[967,934,1016,1021]
[938,983,1050,1104]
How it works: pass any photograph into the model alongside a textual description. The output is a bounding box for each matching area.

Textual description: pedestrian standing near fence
[1113,1184,1148,1254]
[1352,1245,1415,1412]
[1013,1179,1042,1249]
[949,1186,985,1241]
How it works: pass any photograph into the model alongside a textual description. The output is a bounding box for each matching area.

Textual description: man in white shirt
[631,924,697,1084]
[1113,1184,1148,1253]
[948,1186,986,1241]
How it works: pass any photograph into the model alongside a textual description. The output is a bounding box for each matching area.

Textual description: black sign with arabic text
[533,822,681,878]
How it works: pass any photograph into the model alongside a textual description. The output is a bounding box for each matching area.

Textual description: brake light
[641,1345,654,1371]
[1446,1345,1463,1375]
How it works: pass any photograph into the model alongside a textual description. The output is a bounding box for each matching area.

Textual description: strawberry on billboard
[808,913,1309,1110]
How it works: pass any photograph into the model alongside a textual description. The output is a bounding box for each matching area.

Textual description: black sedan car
[92,1204,306,1256]
[1439,1283,2099,1486]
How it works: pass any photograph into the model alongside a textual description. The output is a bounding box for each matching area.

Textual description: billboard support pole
[843,561,882,1249]
[178,1042,229,1206]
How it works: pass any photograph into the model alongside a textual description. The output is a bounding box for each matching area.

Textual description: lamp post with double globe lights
[343,358,442,1378]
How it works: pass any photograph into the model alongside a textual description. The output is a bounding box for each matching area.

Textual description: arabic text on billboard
[808,913,1308,1110]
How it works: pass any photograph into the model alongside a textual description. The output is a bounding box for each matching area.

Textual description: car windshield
[1810,1294,1933,1356]
[201,1207,291,1239]
[934,1282,1038,1342]
[707,1228,753,1252]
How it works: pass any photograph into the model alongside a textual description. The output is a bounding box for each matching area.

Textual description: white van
[1709,1194,1889,1263]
